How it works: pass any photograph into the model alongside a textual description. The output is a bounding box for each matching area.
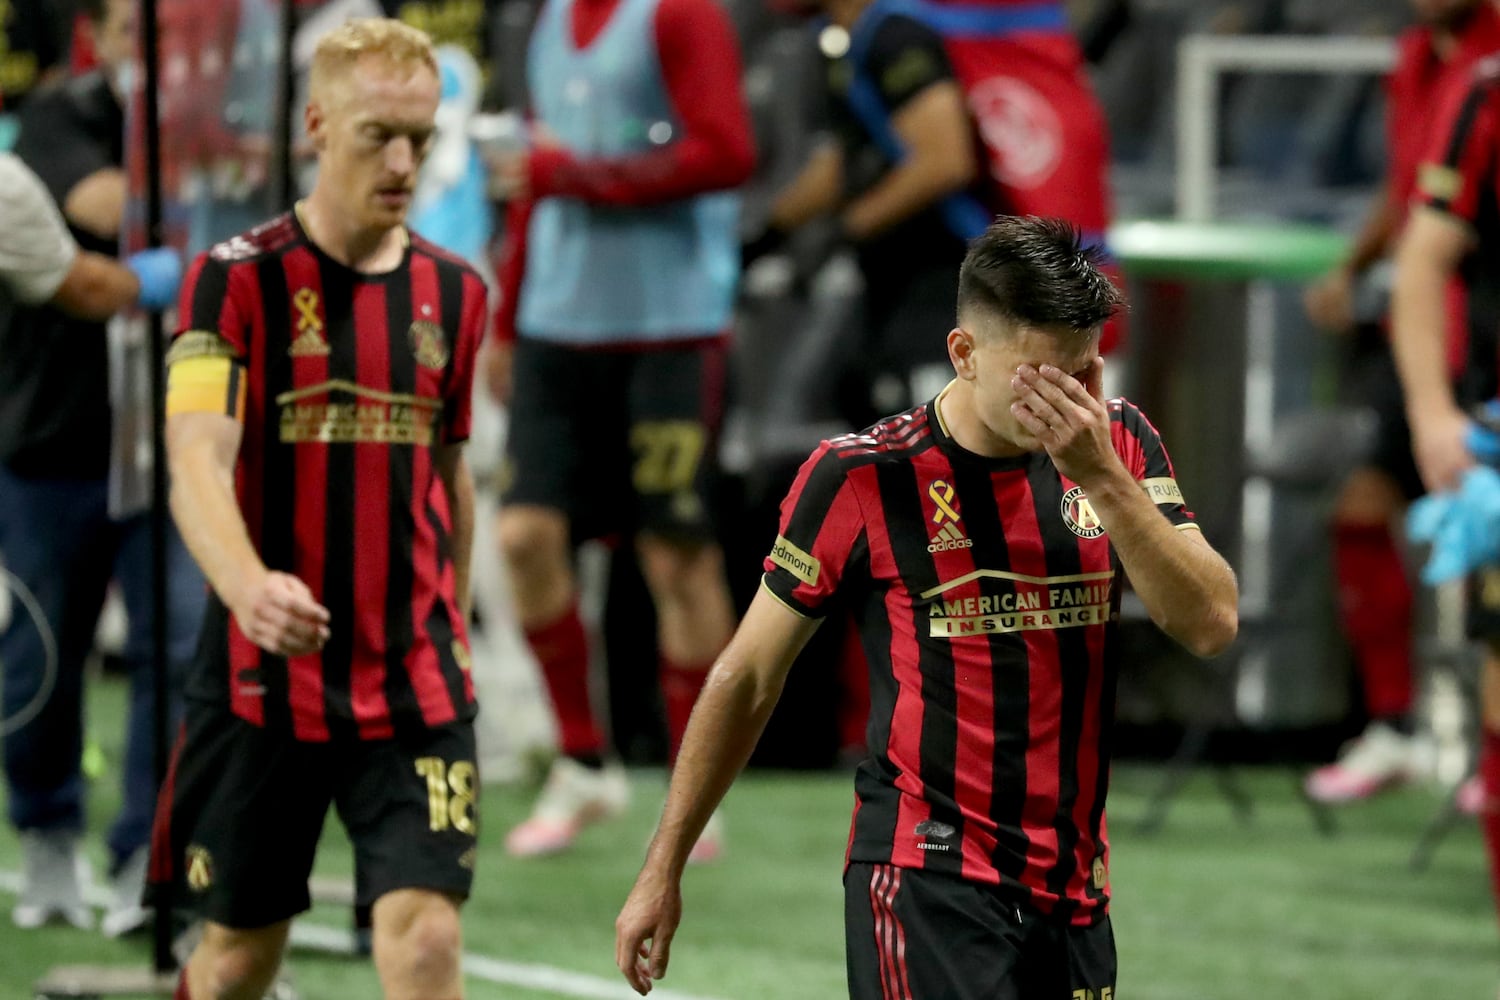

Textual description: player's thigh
[844,862,1026,1000]
[500,338,602,519]
[334,722,479,907]
[624,340,727,540]
[162,702,334,929]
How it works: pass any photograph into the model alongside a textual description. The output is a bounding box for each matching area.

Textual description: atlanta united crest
[1061,486,1105,539]
[409,320,449,369]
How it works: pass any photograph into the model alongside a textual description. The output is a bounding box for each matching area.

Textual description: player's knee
[496,508,568,579]
[637,536,722,602]
[391,901,462,987]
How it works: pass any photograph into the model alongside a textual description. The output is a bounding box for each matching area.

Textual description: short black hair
[956,215,1123,336]
[74,0,107,24]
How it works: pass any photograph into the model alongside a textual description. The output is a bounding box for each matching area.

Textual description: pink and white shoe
[686,811,725,866]
[1457,774,1486,816]
[504,758,629,857]
[1305,723,1428,804]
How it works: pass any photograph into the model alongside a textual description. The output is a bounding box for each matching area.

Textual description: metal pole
[274,0,297,210]
[139,0,174,975]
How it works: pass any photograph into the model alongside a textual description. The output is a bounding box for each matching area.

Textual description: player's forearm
[1345,180,1399,275]
[1392,241,1460,418]
[168,434,266,611]
[768,143,843,232]
[642,592,804,876]
[841,148,974,242]
[1087,468,1238,658]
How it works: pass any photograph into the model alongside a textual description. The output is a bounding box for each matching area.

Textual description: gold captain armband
[166,332,246,421]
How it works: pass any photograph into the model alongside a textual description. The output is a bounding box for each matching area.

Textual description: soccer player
[615,216,1238,998]
[1302,0,1500,805]
[152,20,486,1000]
[487,0,755,859]
[1392,47,1500,960]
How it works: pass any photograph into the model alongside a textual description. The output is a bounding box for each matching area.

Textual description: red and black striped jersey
[763,388,1196,925]
[1417,55,1500,401]
[173,210,487,741]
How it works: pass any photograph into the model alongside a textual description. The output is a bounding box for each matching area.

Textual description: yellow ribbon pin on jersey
[929,480,960,525]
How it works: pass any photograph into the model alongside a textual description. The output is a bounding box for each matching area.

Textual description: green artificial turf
[0,675,1494,999]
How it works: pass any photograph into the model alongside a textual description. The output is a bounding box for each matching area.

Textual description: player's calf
[183,920,290,1000]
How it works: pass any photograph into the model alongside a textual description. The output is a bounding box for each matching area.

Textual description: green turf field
[0,675,1496,999]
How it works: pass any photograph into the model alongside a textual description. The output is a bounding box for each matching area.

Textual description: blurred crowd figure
[0,0,202,940]
[1391,0,1500,977]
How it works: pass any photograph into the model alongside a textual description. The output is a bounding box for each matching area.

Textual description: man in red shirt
[486,0,755,859]
[1302,0,1500,805]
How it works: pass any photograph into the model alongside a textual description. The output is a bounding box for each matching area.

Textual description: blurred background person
[0,0,200,938]
[489,0,755,859]
[1303,0,1500,806]
[0,0,73,148]
[1393,40,1500,963]
[746,0,1119,428]
[0,150,180,320]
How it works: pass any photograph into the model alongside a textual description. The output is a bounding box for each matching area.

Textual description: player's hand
[1010,358,1117,485]
[1411,404,1476,493]
[615,865,683,995]
[1303,267,1356,334]
[488,150,531,202]
[231,570,331,658]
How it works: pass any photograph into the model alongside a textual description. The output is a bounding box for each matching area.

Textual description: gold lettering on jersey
[289,288,330,357]
[167,330,240,365]
[1139,477,1183,505]
[769,534,821,587]
[276,381,441,446]
[1419,163,1462,201]
[409,320,449,369]
[924,571,1115,637]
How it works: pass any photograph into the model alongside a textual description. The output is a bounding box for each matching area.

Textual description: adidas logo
[927,521,973,553]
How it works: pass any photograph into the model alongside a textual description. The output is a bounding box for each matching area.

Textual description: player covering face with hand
[615,216,1237,998]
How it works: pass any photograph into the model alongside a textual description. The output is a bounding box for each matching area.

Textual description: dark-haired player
[615,215,1238,998]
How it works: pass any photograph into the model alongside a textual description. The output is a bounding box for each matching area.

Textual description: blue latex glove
[125,247,182,311]
[1469,401,1500,465]
[1407,465,1500,584]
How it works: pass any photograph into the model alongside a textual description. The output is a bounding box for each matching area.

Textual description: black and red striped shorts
[844,862,1116,1000]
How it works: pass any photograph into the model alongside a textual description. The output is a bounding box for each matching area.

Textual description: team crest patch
[410,321,449,369]
[186,844,214,892]
[1061,486,1105,539]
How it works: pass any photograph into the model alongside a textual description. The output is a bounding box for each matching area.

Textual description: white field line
[0,869,726,1000]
